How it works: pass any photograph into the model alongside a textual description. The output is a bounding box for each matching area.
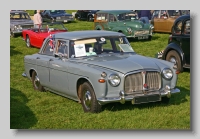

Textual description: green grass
[10,13,190,129]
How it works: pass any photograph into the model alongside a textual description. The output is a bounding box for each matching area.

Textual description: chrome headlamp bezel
[162,68,173,80]
[108,74,121,87]
[127,27,132,32]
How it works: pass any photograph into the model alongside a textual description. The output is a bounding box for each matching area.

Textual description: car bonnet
[71,54,160,73]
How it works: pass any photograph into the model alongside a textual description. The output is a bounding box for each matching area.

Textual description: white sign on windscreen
[74,44,86,57]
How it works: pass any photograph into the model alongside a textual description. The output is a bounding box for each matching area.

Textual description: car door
[48,39,70,95]
[36,39,54,88]
[107,14,117,31]
[30,29,44,47]
[95,13,108,30]
[157,10,169,32]
[181,19,190,66]
[151,10,161,32]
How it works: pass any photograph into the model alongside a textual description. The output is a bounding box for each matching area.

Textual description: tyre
[87,15,93,22]
[148,36,152,41]
[161,97,170,104]
[80,82,101,113]
[31,71,44,91]
[166,50,182,72]
[26,35,31,48]
[10,31,15,37]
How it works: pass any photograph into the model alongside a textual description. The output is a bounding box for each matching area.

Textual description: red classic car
[22,22,68,48]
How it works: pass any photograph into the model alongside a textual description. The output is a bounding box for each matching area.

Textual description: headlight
[127,27,132,32]
[108,74,121,87]
[162,68,173,80]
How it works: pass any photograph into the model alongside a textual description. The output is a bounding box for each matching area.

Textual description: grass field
[10,11,190,129]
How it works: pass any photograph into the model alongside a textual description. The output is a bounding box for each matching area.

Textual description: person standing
[33,10,42,28]
[138,10,152,24]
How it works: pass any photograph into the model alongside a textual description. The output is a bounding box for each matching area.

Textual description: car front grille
[134,30,149,36]
[21,24,34,29]
[60,16,73,20]
[124,71,161,94]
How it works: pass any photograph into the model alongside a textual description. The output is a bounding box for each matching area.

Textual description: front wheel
[166,50,182,72]
[87,15,93,21]
[26,35,32,48]
[161,97,170,104]
[80,82,101,113]
[10,31,15,37]
[31,71,44,92]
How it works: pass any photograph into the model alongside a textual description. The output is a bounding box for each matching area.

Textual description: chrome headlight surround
[127,27,132,33]
[162,68,173,80]
[108,74,121,87]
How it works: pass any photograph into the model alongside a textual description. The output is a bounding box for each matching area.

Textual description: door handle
[49,59,53,61]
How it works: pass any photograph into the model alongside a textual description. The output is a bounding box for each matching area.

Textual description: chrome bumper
[22,72,27,77]
[97,88,180,105]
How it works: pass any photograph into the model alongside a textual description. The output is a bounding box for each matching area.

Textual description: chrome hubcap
[83,91,92,110]
[34,75,40,89]
[169,57,177,68]
[26,38,30,47]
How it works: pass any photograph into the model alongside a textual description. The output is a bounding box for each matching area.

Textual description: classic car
[41,10,74,23]
[10,10,34,37]
[22,22,68,48]
[151,10,190,33]
[75,10,99,21]
[156,15,190,72]
[22,30,180,113]
[94,10,154,40]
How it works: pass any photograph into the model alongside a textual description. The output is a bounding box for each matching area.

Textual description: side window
[109,14,116,22]
[56,40,68,58]
[42,40,54,55]
[96,13,108,21]
[184,20,190,35]
[152,10,160,19]
[173,21,182,35]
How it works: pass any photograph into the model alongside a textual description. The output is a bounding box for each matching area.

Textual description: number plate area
[132,94,161,104]
[138,36,149,40]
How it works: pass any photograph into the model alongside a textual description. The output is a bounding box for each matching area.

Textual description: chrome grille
[60,16,72,20]
[146,72,160,90]
[124,71,161,93]
[21,24,34,29]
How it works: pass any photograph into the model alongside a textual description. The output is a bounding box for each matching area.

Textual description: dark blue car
[41,10,74,23]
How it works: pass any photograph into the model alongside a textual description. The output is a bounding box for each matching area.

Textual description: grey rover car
[22,30,180,113]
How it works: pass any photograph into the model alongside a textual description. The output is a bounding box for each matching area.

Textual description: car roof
[96,10,133,15]
[53,30,125,40]
[10,10,27,14]
[175,14,190,21]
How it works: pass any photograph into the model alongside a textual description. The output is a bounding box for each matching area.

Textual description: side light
[98,79,105,83]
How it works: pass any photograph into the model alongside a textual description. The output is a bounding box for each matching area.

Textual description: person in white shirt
[33,10,42,28]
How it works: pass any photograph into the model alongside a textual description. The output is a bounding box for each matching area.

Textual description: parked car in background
[151,10,190,33]
[22,30,180,113]
[75,10,99,21]
[94,10,154,40]
[156,15,190,72]
[10,10,34,37]
[41,10,74,23]
[22,22,68,48]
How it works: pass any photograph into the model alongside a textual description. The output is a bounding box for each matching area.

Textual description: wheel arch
[163,43,184,62]
[76,77,94,101]
[29,68,37,78]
